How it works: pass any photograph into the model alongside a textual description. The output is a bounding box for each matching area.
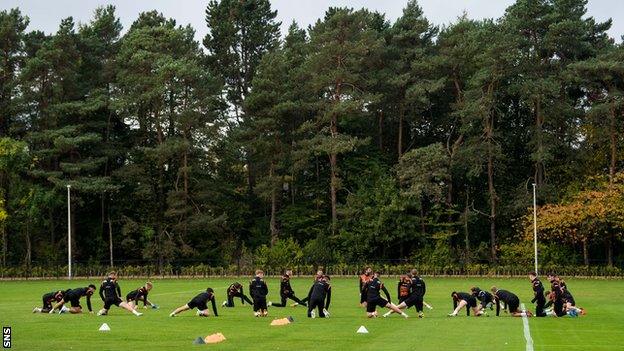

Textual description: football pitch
[1,277,623,350]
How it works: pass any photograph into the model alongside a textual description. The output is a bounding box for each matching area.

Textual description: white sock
[132,309,141,316]
[401,312,408,318]
[383,310,392,317]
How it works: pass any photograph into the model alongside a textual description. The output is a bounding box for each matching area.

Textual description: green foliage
[255,237,302,271]
[0,1,623,272]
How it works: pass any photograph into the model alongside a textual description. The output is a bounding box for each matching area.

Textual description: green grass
[1,277,623,350]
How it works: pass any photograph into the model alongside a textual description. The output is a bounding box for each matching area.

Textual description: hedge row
[1,263,622,279]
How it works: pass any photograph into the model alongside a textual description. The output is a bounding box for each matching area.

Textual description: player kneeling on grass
[270,269,308,308]
[363,272,407,318]
[556,276,585,316]
[50,285,97,314]
[491,286,532,317]
[306,274,331,318]
[528,272,547,317]
[449,291,482,316]
[250,270,269,317]
[223,282,254,307]
[33,290,64,313]
[470,286,494,314]
[97,271,143,317]
[126,282,157,310]
[170,288,218,317]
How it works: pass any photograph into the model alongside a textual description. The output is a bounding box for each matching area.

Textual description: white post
[532,183,538,275]
[67,184,72,280]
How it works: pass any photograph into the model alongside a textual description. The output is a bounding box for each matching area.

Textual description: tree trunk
[582,239,589,265]
[1,223,5,267]
[269,161,278,245]
[609,97,617,183]
[420,199,426,236]
[378,110,383,151]
[606,234,613,267]
[398,103,404,160]
[108,214,113,268]
[486,116,497,263]
[25,221,31,268]
[329,80,341,234]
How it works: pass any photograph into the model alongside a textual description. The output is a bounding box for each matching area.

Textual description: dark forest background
[1,0,623,273]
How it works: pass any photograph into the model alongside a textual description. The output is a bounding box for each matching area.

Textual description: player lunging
[363,272,407,318]
[97,271,143,316]
[169,288,218,317]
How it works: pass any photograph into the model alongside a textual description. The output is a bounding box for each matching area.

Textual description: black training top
[410,276,426,297]
[475,290,493,306]
[43,290,64,303]
[494,289,518,316]
[192,291,218,316]
[249,276,268,299]
[65,287,93,312]
[127,286,149,306]
[227,282,243,296]
[280,275,294,295]
[307,280,332,309]
[531,278,545,303]
[364,278,391,302]
[99,277,121,301]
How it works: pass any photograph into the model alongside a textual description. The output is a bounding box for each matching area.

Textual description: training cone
[98,323,110,332]
[192,336,206,345]
[356,325,368,334]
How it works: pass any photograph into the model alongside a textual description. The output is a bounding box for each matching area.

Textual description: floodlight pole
[67,184,72,280]
[532,183,538,275]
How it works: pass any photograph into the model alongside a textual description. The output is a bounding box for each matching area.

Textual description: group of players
[447,272,585,318]
[33,269,332,319]
[32,268,584,319]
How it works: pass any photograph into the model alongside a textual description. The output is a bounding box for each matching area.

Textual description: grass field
[1,277,623,350]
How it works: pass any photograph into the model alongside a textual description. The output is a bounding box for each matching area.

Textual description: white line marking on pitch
[521,303,534,351]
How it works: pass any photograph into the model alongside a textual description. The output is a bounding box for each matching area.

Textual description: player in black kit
[528,272,546,317]
[448,291,482,316]
[169,288,218,317]
[97,271,143,316]
[50,285,97,314]
[491,286,532,317]
[270,269,307,307]
[250,269,269,317]
[222,282,253,307]
[385,270,426,318]
[362,272,407,318]
[545,273,566,317]
[33,290,64,313]
[306,274,332,318]
[126,282,157,310]
[470,286,494,313]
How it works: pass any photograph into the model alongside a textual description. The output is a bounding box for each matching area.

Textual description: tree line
[0,0,623,271]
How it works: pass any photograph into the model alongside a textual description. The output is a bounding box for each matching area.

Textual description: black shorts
[104,297,123,309]
[463,297,477,308]
[253,297,267,311]
[404,295,422,308]
[42,297,53,310]
[366,297,388,312]
[508,296,520,312]
[66,294,81,308]
[126,293,143,302]
[188,298,208,311]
